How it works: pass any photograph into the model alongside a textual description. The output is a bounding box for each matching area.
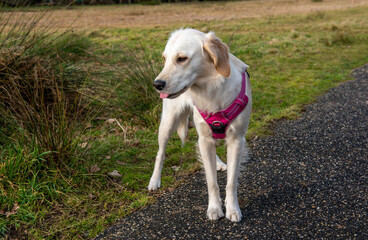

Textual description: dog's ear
[203,32,231,78]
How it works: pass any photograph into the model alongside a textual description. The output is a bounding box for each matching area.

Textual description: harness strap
[197,70,249,139]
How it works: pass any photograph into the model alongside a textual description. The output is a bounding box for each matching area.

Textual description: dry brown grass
[2,0,368,30]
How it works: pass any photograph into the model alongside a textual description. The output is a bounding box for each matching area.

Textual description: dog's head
[153,28,231,99]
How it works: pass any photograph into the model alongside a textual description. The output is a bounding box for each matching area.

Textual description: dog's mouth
[160,86,189,99]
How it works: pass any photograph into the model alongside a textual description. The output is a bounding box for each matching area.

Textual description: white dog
[148,28,252,222]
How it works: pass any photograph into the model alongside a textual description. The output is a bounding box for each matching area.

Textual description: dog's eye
[177,56,188,63]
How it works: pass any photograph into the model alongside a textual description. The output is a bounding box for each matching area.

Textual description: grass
[1,2,368,239]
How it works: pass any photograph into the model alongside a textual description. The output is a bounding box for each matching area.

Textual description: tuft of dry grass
[0,5,95,165]
[0,5,102,238]
[113,42,163,127]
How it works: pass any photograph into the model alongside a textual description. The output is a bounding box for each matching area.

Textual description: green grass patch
[1,4,368,239]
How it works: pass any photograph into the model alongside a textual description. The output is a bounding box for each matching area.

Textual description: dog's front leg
[198,136,224,220]
[148,102,178,191]
[225,135,245,222]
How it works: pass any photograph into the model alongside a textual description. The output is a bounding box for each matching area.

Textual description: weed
[305,11,326,21]
[320,30,354,46]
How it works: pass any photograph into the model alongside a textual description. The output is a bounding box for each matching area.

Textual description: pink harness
[196,70,249,139]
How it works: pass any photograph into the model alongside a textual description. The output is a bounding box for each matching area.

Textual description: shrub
[0,6,98,238]
[0,8,94,166]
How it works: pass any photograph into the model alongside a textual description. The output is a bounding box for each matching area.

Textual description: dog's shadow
[216,170,319,223]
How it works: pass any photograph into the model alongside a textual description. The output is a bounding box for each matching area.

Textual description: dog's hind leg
[216,155,227,171]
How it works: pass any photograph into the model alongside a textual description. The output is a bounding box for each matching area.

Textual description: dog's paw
[216,156,227,172]
[207,206,224,220]
[226,207,242,222]
[216,161,227,172]
[147,178,161,191]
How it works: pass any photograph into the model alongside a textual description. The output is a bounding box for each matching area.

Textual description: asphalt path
[96,64,368,239]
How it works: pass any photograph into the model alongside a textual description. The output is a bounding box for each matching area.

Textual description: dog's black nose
[153,80,166,91]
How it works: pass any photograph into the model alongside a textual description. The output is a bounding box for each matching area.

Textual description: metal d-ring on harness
[196,70,250,139]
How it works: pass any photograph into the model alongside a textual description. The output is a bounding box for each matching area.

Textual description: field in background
[1,0,368,239]
[3,0,368,29]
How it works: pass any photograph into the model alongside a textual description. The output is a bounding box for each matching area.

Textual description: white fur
[148,28,252,222]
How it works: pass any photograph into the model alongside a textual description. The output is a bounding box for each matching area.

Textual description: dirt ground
[3,0,368,30]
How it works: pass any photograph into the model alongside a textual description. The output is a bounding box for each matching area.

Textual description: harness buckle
[211,121,227,134]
